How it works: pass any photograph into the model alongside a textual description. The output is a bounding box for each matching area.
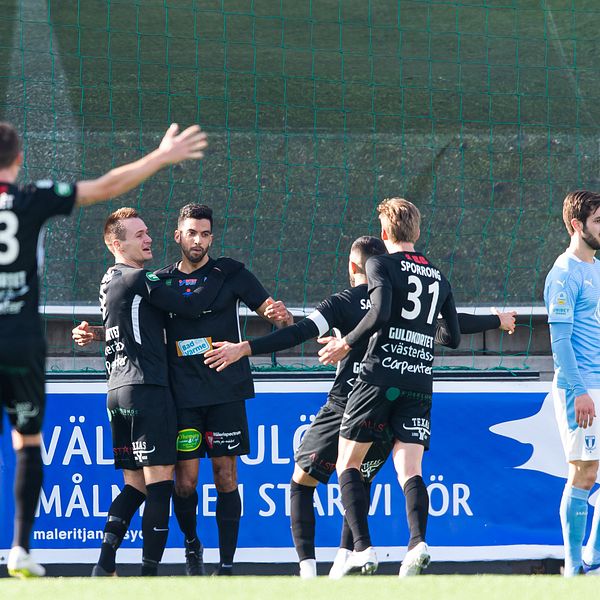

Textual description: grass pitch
[0,576,597,600]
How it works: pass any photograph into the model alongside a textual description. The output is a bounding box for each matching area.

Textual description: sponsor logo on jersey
[179,279,198,286]
[177,428,202,452]
[146,272,160,282]
[176,337,213,357]
[54,182,73,196]
[35,180,53,188]
[549,291,572,318]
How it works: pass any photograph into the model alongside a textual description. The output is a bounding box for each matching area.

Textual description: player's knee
[292,465,319,487]
[576,467,598,490]
[213,463,237,492]
[174,481,197,497]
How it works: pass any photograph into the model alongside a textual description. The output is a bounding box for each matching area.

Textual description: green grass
[1,575,599,600]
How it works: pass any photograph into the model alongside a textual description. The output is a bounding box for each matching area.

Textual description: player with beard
[545,190,600,577]
[87,207,243,577]
[74,203,292,575]
[317,198,460,578]
[0,121,207,578]
[204,235,515,578]
[154,203,293,576]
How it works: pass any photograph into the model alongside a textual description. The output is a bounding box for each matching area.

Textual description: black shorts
[176,400,250,460]
[0,344,45,435]
[295,400,393,484]
[107,384,178,470]
[341,380,432,450]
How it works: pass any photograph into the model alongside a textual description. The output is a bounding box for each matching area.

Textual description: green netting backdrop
[1,0,596,370]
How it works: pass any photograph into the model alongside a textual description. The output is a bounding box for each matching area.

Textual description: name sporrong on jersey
[400,259,441,280]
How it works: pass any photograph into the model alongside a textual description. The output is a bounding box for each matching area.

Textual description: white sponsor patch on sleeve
[549,290,573,320]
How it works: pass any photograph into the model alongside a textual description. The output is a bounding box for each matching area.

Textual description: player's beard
[182,243,209,265]
[581,225,600,251]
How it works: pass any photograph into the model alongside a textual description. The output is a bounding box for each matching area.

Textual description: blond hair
[376,198,420,243]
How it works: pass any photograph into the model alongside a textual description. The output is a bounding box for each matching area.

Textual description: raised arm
[75,124,208,206]
[435,309,516,345]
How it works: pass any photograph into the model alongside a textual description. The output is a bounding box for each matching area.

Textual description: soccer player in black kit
[155,203,293,576]
[205,236,515,578]
[90,206,243,577]
[318,198,461,577]
[0,121,208,578]
[74,204,293,575]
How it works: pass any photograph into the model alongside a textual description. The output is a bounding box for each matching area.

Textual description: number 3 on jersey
[0,211,19,266]
[401,274,440,324]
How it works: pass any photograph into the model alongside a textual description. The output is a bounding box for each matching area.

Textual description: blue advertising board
[0,380,573,564]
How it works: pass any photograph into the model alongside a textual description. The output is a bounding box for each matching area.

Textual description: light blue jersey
[544,251,600,391]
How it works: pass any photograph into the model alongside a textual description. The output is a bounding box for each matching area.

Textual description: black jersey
[0,180,76,339]
[100,262,227,391]
[349,251,459,394]
[155,258,270,408]
[249,283,497,408]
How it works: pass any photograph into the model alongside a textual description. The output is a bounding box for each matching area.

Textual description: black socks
[339,468,371,552]
[216,488,241,567]
[404,475,429,550]
[12,446,43,551]
[290,480,316,561]
[97,484,146,573]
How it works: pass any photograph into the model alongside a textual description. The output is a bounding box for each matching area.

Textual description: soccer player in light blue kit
[544,190,600,577]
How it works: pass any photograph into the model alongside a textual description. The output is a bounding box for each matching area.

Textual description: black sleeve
[436,291,461,349]
[234,268,270,311]
[32,181,77,221]
[141,269,227,317]
[457,313,500,334]
[250,318,320,355]
[345,286,392,348]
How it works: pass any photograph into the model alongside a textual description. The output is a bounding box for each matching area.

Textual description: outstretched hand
[72,320,94,347]
[491,307,517,335]
[158,123,208,164]
[317,336,351,365]
[204,340,250,372]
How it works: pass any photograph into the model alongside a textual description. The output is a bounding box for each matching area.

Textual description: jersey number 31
[401,275,440,325]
